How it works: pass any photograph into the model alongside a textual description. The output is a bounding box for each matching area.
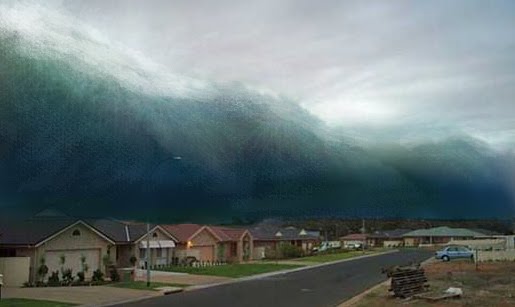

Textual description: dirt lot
[355,260,515,307]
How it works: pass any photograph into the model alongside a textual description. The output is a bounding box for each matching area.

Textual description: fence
[476,250,515,262]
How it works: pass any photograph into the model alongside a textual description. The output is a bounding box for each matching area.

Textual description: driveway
[3,285,159,306]
[118,249,433,307]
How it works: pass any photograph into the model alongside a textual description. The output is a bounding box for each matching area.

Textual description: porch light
[187,241,193,248]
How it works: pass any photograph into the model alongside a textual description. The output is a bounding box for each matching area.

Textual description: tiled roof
[368,229,412,239]
[162,224,203,242]
[162,224,250,242]
[212,226,248,241]
[0,217,161,245]
[251,226,320,241]
[403,226,484,237]
[0,218,78,245]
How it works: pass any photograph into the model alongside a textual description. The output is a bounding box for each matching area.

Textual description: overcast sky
[26,1,515,150]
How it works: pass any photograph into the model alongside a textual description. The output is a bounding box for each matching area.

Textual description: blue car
[435,246,474,261]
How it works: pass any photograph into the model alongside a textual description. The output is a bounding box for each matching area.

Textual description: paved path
[118,249,433,307]
[3,285,158,306]
[134,269,231,286]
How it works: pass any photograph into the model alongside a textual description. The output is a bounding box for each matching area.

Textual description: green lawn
[0,298,75,307]
[107,281,190,291]
[293,250,376,263]
[160,263,303,278]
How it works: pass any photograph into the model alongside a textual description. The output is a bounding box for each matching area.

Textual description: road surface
[119,249,432,307]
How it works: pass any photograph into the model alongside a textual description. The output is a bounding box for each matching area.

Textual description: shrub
[48,271,60,286]
[77,271,85,282]
[92,269,104,282]
[61,268,74,285]
[37,256,49,282]
[129,255,137,266]
[108,265,120,282]
[279,244,304,259]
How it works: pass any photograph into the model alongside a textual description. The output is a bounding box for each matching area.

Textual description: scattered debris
[383,264,429,298]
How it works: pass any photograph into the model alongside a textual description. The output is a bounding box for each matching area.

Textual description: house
[402,226,485,246]
[340,233,368,248]
[250,226,320,259]
[367,229,411,247]
[0,217,177,284]
[162,224,253,263]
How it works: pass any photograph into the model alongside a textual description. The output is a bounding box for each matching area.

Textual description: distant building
[367,229,412,247]
[340,233,367,248]
[402,226,484,246]
[250,226,320,259]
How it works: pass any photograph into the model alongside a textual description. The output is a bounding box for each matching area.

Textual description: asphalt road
[120,249,433,307]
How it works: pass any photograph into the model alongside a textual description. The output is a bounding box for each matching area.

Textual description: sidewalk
[134,269,231,286]
[3,286,159,306]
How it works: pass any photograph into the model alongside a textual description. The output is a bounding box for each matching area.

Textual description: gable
[37,222,113,250]
[191,228,219,245]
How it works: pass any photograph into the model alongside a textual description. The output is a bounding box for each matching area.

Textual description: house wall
[404,236,476,247]
[20,224,116,282]
[135,228,175,268]
[117,244,135,268]
[35,223,113,281]
[383,240,404,247]
[173,229,219,263]
[403,237,417,247]
[0,257,30,287]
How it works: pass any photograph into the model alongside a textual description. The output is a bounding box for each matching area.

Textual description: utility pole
[146,222,151,287]
[362,219,365,254]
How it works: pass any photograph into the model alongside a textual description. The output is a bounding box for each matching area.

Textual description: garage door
[45,249,100,278]
[195,246,214,262]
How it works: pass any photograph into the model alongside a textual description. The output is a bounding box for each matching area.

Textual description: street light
[144,156,182,287]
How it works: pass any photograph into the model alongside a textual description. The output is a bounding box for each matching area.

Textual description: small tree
[129,255,137,267]
[37,256,49,283]
[217,244,226,262]
[59,254,66,275]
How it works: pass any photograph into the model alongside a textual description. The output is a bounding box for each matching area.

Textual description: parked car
[344,242,363,250]
[435,246,474,261]
[314,241,342,252]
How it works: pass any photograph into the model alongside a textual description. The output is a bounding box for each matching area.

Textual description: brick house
[162,224,253,263]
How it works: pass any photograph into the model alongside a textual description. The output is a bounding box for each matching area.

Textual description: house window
[72,229,81,236]
[230,243,237,256]
[156,248,162,258]
[153,232,158,238]
[140,248,146,259]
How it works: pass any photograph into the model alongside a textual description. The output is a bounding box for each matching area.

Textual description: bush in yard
[77,271,85,282]
[279,244,304,259]
[108,265,120,282]
[61,268,74,285]
[130,255,137,266]
[92,269,104,282]
[48,271,60,286]
[37,256,49,282]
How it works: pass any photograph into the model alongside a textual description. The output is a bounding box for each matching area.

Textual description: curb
[337,254,434,307]
[80,294,159,307]
[186,250,399,291]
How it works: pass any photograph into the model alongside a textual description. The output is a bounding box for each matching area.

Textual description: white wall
[477,250,515,262]
[0,257,31,287]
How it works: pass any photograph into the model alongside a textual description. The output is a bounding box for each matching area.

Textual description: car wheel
[442,255,450,262]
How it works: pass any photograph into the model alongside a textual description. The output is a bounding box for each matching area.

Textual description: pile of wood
[384,264,429,298]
